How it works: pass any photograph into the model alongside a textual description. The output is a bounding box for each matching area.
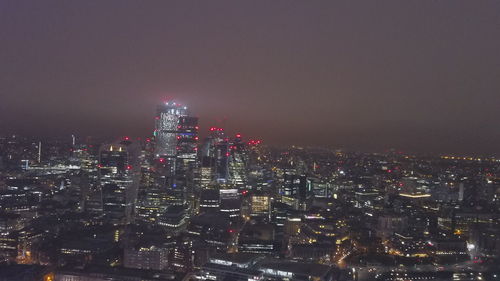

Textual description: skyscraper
[153,101,188,190]
[154,102,187,165]
[98,143,133,224]
[280,173,312,210]
[176,116,199,211]
[176,116,199,171]
[228,134,248,187]
[200,127,230,185]
[138,101,199,225]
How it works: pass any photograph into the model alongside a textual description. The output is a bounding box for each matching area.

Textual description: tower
[99,143,133,224]
[228,134,248,187]
[154,102,188,168]
[176,116,199,171]
[176,116,199,211]
[138,101,199,225]
[200,127,229,185]
[153,101,188,190]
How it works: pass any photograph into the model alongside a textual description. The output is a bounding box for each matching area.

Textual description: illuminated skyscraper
[176,116,199,169]
[99,142,134,224]
[176,116,199,211]
[153,101,188,190]
[154,101,187,162]
[139,101,199,225]
[280,173,312,210]
[228,134,248,187]
[200,127,230,185]
[215,141,229,183]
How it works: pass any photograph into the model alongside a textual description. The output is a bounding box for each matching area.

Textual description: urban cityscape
[0,100,499,280]
[1,1,500,281]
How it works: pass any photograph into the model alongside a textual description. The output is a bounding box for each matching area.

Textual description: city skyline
[1,1,500,280]
[1,1,499,155]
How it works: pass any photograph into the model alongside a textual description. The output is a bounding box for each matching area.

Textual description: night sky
[1,1,499,155]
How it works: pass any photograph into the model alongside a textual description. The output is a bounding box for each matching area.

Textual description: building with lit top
[142,101,199,223]
[228,134,248,187]
[154,101,187,160]
[98,142,134,224]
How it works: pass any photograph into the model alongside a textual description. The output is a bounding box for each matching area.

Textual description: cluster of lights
[165,101,187,110]
[248,139,262,146]
[441,155,500,162]
[399,193,431,198]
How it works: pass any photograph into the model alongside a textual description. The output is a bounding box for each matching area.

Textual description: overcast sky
[1,1,499,155]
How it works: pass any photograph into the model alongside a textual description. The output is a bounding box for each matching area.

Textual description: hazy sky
[1,1,499,155]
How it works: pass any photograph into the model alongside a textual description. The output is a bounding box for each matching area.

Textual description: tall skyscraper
[200,127,230,185]
[138,101,199,225]
[98,143,133,224]
[176,116,199,211]
[153,101,188,190]
[154,102,188,167]
[228,134,248,187]
[176,116,199,171]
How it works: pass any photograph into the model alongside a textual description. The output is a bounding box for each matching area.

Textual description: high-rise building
[154,102,187,172]
[175,116,199,211]
[200,127,230,185]
[98,143,133,224]
[250,193,270,219]
[139,101,199,225]
[215,141,230,183]
[199,157,215,189]
[153,101,190,197]
[176,116,198,164]
[280,173,312,210]
[228,134,248,187]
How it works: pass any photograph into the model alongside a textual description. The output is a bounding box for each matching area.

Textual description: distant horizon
[3,131,499,159]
